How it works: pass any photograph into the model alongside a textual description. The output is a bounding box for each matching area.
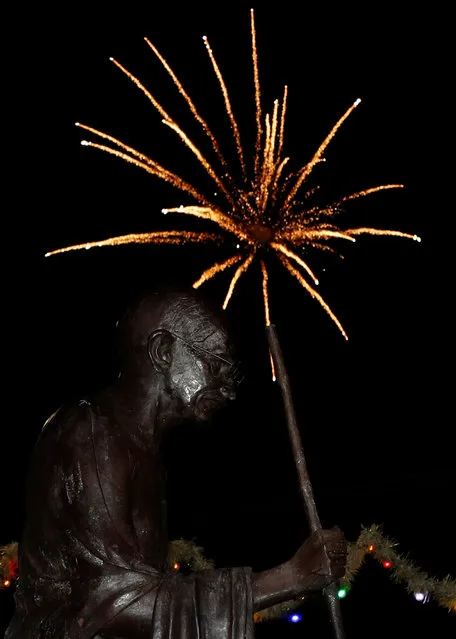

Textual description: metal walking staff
[267,323,346,639]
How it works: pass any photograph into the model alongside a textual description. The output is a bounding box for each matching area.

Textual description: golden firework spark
[193,255,243,289]
[223,252,257,310]
[260,260,271,328]
[47,10,421,339]
[261,260,278,381]
[45,231,222,257]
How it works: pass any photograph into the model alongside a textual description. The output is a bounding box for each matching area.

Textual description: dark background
[2,3,454,638]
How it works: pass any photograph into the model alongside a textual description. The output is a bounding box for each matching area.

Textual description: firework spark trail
[284,98,362,208]
[346,228,421,241]
[271,242,320,285]
[162,120,234,204]
[143,37,229,172]
[251,8,263,178]
[261,260,277,381]
[277,85,288,161]
[79,141,211,205]
[271,157,290,206]
[308,242,344,257]
[260,260,271,326]
[303,187,322,201]
[76,122,166,167]
[76,124,207,196]
[223,252,256,309]
[277,253,348,340]
[259,113,272,211]
[112,56,235,206]
[110,58,172,122]
[203,36,247,179]
[259,99,281,212]
[269,352,277,382]
[45,231,221,257]
[193,254,243,289]
[291,202,338,223]
[162,206,251,241]
[263,114,271,172]
[298,205,341,222]
[235,191,257,220]
[310,229,357,242]
[270,100,280,167]
[263,100,280,196]
[336,184,404,203]
[282,227,357,243]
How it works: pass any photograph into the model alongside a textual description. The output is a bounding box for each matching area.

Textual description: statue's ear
[147,329,174,373]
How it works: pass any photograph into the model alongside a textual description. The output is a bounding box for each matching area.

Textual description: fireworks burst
[46,10,421,339]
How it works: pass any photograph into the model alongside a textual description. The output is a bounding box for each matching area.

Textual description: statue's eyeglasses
[168,331,243,385]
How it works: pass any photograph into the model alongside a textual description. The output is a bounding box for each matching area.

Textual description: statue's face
[167,324,239,422]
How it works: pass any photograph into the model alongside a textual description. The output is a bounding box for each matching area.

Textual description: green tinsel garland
[2,526,455,621]
[342,525,456,614]
[254,525,456,621]
[168,539,214,572]
[0,543,18,588]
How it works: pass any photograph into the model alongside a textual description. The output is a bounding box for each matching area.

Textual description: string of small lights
[0,542,18,590]
[255,525,456,623]
[3,526,454,622]
[340,524,456,614]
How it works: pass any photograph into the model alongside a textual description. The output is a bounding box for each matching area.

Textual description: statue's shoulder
[35,397,135,480]
[41,397,130,455]
[37,399,94,448]
[42,398,90,427]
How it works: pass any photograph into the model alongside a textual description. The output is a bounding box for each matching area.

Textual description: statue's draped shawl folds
[6,400,253,638]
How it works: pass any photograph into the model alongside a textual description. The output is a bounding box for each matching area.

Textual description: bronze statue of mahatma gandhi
[7,290,347,638]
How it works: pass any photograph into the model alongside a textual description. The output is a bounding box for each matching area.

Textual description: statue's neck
[100,374,169,449]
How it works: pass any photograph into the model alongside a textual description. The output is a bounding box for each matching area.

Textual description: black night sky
[2,3,454,638]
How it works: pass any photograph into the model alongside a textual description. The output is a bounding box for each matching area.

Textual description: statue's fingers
[329,555,347,578]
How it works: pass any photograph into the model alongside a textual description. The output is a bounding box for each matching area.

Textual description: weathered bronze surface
[7,291,346,638]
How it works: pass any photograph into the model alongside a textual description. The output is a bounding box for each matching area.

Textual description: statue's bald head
[116,290,227,372]
[115,290,239,424]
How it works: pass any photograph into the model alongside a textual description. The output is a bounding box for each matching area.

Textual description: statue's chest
[129,453,168,570]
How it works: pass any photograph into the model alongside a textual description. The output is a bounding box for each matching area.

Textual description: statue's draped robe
[6,400,253,639]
